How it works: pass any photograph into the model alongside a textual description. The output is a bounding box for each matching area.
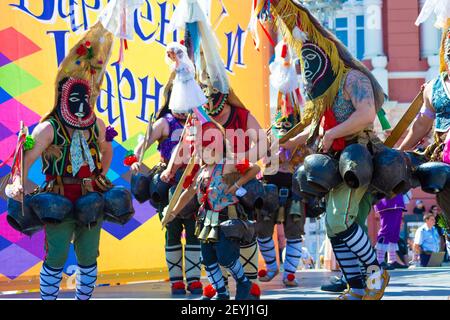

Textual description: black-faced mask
[57,77,96,130]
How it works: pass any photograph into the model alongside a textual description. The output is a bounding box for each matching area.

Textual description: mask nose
[75,102,85,117]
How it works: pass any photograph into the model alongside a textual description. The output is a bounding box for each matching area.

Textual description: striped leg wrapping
[331,237,365,289]
[166,244,183,283]
[224,258,247,284]
[205,262,226,292]
[184,244,201,284]
[240,241,258,280]
[257,237,278,272]
[342,224,378,268]
[283,239,302,277]
[40,263,63,300]
[76,264,97,300]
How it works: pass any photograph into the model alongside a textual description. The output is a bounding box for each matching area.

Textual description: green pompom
[125,150,135,157]
[24,135,35,151]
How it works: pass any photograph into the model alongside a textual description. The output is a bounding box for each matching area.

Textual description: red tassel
[124,39,128,50]
[321,109,346,152]
[281,43,288,59]
[203,284,216,298]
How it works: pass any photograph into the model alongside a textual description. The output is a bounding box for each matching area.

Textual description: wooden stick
[384,88,424,148]
[161,156,196,228]
[138,113,154,168]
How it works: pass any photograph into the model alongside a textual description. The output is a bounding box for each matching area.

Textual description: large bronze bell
[198,225,211,241]
[206,226,220,242]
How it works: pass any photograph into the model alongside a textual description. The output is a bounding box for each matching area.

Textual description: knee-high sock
[257,237,278,272]
[224,259,248,284]
[376,244,387,264]
[205,262,227,293]
[330,236,365,289]
[220,265,229,287]
[76,263,97,300]
[184,244,201,284]
[387,243,399,264]
[166,244,183,284]
[40,263,63,300]
[341,223,379,269]
[283,239,302,278]
[240,241,258,281]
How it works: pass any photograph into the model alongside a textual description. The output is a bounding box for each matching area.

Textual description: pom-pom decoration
[258,269,268,278]
[250,283,261,297]
[105,126,118,142]
[203,284,216,298]
[23,135,35,151]
[123,150,138,166]
[287,273,296,281]
[172,281,185,290]
[235,158,250,175]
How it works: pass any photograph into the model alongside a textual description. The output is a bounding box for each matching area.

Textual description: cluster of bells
[7,186,135,237]
[294,144,450,203]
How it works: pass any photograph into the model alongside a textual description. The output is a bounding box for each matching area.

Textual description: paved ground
[2,266,450,300]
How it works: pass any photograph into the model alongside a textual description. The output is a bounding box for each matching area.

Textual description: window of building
[335,17,348,47]
[356,15,365,60]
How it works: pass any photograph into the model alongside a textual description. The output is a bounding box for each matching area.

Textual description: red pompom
[287,273,295,281]
[258,269,267,278]
[189,280,203,290]
[172,281,185,290]
[235,158,250,175]
[123,155,138,166]
[180,39,185,45]
[203,284,216,298]
[76,45,87,56]
[85,41,91,48]
[250,283,261,297]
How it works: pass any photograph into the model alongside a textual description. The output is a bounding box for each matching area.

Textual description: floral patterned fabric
[432,73,450,133]
[196,164,239,212]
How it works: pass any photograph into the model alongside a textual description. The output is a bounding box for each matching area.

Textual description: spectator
[429,205,440,217]
[374,195,408,269]
[413,213,441,267]
[413,200,426,215]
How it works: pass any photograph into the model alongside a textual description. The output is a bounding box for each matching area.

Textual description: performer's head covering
[269,40,302,139]
[415,0,450,74]
[271,0,385,127]
[42,0,144,130]
[168,0,246,116]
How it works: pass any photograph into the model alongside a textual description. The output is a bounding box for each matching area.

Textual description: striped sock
[341,223,379,269]
[240,241,258,281]
[283,239,302,278]
[40,263,63,300]
[76,263,97,300]
[387,243,399,264]
[205,263,227,293]
[224,259,248,284]
[165,244,183,284]
[185,244,201,284]
[257,237,278,272]
[376,248,387,264]
[330,236,365,289]
[446,238,450,257]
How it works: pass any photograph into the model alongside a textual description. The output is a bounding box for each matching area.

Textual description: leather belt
[60,176,96,186]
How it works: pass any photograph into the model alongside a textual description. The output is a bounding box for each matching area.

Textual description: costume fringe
[271,0,350,126]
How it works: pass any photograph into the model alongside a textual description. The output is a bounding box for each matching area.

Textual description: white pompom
[292,26,308,42]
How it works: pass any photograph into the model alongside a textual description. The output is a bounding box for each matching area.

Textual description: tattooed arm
[399,82,434,151]
[321,70,377,152]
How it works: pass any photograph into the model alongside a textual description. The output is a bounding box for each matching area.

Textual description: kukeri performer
[256,40,308,287]
[129,42,206,296]
[161,0,268,295]
[265,0,391,300]
[399,0,450,258]
[4,0,143,300]
[163,120,261,300]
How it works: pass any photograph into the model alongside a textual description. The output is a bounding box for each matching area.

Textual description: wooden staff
[138,113,155,168]
[383,88,424,148]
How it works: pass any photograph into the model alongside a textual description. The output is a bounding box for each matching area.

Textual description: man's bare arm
[399,83,434,151]
[96,118,113,175]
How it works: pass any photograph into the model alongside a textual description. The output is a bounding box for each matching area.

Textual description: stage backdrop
[0,0,271,290]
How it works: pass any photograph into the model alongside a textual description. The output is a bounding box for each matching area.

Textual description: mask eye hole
[69,97,80,103]
[283,121,292,129]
